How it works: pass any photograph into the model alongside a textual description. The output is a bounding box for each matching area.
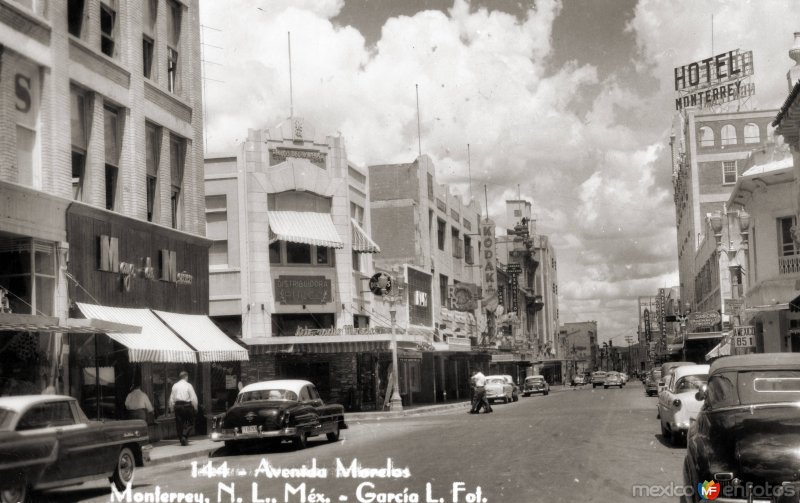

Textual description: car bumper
[210,427,298,442]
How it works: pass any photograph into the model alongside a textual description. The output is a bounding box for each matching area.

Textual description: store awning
[269,211,344,248]
[0,312,141,334]
[246,333,430,355]
[76,303,197,363]
[687,331,725,340]
[153,310,249,362]
[351,219,380,253]
[706,338,732,361]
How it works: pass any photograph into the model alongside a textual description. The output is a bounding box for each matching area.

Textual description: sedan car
[591,371,607,388]
[604,371,624,389]
[657,364,709,445]
[571,375,586,386]
[522,375,550,396]
[500,375,520,402]
[0,395,150,502]
[645,370,662,396]
[484,376,513,403]
[684,354,800,502]
[210,380,347,450]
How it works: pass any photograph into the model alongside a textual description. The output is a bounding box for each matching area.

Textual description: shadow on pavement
[654,433,687,449]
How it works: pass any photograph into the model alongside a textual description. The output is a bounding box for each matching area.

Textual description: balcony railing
[779,255,800,275]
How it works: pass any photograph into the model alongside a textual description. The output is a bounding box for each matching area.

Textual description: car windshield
[238,389,298,403]
[675,374,707,392]
[486,378,505,385]
[0,408,16,431]
[527,377,544,382]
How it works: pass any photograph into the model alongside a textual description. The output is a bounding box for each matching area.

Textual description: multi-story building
[0,0,246,438]
[558,321,596,379]
[369,155,487,403]
[203,118,435,412]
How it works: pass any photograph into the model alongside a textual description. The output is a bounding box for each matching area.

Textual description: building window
[167,0,181,93]
[67,0,84,37]
[0,239,56,317]
[206,195,228,267]
[464,235,473,264]
[70,88,89,200]
[350,203,364,227]
[744,123,760,144]
[699,126,714,147]
[316,247,330,265]
[439,274,448,307]
[720,124,737,146]
[286,243,311,264]
[778,216,798,257]
[451,228,462,259]
[143,37,155,79]
[16,126,37,188]
[427,172,434,201]
[269,242,281,264]
[169,135,185,229]
[103,105,120,211]
[100,2,116,57]
[352,250,361,272]
[437,218,446,251]
[145,123,160,221]
[722,161,737,185]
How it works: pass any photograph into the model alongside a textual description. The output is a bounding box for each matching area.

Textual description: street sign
[732,326,755,348]
[369,272,392,296]
[687,311,721,328]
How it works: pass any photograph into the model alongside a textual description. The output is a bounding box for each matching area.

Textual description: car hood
[731,406,800,483]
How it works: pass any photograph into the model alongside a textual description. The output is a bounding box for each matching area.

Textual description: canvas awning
[246,333,430,355]
[351,219,381,253]
[152,310,249,362]
[0,312,141,334]
[269,211,344,248]
[77,303,197,363]
[706,338,732,361]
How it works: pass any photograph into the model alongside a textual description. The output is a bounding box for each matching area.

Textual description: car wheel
[604,385,608,389]
[1,479,28,503]
[660,419,670,441]
[513,393,519,402]
[293,431,309,450]
[544,391,549,396]
[523,393,529,397]
[326,423,340,442]
[112,446,136,491]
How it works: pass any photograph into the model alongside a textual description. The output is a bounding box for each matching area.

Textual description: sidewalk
[147,400,470,467]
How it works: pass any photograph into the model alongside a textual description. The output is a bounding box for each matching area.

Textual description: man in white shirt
[470,369,492,414]
[169,371,198,445]
[125,384,154,422]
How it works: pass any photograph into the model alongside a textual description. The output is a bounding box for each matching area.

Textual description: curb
[346,401,471,421]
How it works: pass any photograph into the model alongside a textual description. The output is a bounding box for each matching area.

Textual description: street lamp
[379,277,404,412]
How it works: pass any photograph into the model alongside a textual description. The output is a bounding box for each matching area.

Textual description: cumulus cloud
[199,0,796,343]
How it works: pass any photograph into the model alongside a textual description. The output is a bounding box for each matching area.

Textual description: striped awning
[269,211,344,248]
[77,303,197,363]
[153,310,249,362]
[246,333,429,355]
[351,219,380,253]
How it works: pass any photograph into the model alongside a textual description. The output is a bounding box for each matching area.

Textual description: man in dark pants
[469,368,492,414]
[169,371,198,445]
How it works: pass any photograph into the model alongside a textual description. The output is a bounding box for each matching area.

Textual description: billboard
[674,49,755,111]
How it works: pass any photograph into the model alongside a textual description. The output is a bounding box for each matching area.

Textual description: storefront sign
[275,275,331,305]
[480,219,497,298]
[449,283,478,312]
[687,311,721,328]
[369,272,392,296]
[674,49,755,111]
[507,265,520,313]
[413,291,428,307]
[732,326,755,348]
[658,288,666,335]
[269,147,327,169]
[98,235,190,290]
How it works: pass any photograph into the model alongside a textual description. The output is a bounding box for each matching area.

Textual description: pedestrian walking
[469,368,492,414]
[125,383,154,422]
[169,371,198,445]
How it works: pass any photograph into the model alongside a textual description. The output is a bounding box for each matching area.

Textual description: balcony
[779,255,800,275]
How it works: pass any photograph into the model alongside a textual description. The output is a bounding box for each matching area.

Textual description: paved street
[43,381,686,503]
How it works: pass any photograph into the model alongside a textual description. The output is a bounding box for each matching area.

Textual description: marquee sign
[275,275,331,305]
[480,219,497,307]
[674,49,755,111]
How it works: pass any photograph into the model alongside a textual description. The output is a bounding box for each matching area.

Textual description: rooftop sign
[674,49,755,111]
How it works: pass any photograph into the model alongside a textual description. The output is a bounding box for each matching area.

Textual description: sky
[198,0,799,344]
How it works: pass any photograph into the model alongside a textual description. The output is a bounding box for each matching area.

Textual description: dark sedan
[684,354,800,503]
[522,375,549,396]
[0,395,150,502]
[210,379,347,450]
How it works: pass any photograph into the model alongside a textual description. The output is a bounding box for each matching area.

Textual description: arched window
[744,123,760,144]
[721,124,737,146]
[699,126,714,147]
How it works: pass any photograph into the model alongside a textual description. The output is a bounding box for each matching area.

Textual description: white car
[484,376,513,403]
[657,364,709,445]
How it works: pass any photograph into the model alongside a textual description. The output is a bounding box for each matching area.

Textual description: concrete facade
[558,321,596,378]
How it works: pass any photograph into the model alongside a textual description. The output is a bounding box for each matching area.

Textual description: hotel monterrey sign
[674,49,755,111]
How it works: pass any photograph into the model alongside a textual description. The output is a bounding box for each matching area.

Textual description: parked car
[645,370,662,396]
[684,354,800,502]
[210,380,347,451]
[657,364,709,445]
[619,372,629,384]
[604,371,624,389]
[571,374,586,386]
[522,375,550,396]
[500,375,520,402]
[591,371,607,388]
[659,361,694,394]
[484,376,513,403]
[0,395,150,502]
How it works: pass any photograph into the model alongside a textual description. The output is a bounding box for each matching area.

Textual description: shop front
[65,203,249,440]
